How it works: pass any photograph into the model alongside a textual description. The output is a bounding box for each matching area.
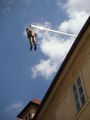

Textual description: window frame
[72,76,86,112]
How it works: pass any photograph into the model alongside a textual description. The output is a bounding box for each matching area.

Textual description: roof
[32,99,41,105]
[17,99,40,118]
[34,16,90,119]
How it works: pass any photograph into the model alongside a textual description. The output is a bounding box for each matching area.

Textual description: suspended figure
[26,25,37,51]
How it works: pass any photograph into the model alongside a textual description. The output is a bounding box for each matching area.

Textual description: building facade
[34,16,90,120]
[17,99,40,120]
[17,16,90,120]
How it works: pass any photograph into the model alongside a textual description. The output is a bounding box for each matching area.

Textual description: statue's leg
[29,37,33,50]
[33,37,37,50]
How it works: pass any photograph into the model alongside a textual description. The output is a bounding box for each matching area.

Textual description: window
[25,116,27,120]
[52,112,55,120]
[72,76,86,112]
[29,113,30,120]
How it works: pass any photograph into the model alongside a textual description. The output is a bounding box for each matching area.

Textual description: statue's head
[29,24,32,28]
[26,28,28,31]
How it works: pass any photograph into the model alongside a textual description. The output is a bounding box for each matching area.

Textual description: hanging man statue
[26,25,37,51]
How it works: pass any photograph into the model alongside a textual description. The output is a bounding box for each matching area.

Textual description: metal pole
[31,24,77,38]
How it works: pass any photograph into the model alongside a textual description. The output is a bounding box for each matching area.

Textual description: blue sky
[0,0,89,120]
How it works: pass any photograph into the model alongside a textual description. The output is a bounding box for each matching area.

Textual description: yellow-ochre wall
[37,25,90,120]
